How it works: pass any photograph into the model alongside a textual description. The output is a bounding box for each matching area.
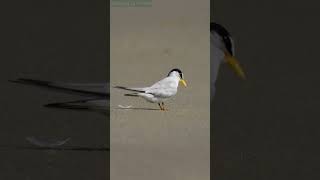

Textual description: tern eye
[180,73,183,79]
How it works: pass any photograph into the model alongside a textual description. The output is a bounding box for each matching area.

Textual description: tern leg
[161,102,167,111]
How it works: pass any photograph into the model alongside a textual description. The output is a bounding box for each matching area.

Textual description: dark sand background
[212,0,320,179]
[111,1,210,179]
[2,0,109,179]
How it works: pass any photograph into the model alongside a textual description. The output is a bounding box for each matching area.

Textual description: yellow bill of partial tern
[224,52,246,80]
[211,22,246,97]
[180,79,187,87]
[114,68,187,111]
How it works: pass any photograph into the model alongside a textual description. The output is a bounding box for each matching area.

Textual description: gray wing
[10,78,109,97]
[146,78,176,98]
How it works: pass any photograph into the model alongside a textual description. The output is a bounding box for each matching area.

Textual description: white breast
[211,34,225,98]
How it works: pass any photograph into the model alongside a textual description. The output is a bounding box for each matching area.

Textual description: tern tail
[124,93,139,97]
[113,86,145,93]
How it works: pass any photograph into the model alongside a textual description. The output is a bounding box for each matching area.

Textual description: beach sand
[111,1,210,179]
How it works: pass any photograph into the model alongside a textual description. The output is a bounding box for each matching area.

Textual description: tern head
[168,68,187,87]
[211,22,246,79]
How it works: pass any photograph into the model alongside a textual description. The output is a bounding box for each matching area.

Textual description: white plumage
[115,69,187,110]
[211,22,246,100]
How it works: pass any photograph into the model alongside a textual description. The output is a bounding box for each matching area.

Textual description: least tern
[211,22,246,98]
[114,68,187,111]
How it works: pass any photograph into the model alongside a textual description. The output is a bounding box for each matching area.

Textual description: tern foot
[161,102,167,111]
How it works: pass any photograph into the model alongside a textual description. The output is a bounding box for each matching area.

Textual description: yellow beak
[225,52,246,80]
[179,79,187,87]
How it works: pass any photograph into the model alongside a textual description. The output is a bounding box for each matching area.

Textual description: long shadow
[0,145,109,152]
[9,79,109,98]
[44,102,109,116]
[115,107,160,111]
[7,79,110,152]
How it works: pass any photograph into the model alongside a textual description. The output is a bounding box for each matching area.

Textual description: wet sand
[111,1,210,179]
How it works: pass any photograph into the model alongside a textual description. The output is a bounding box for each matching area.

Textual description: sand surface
[111,1,210,179]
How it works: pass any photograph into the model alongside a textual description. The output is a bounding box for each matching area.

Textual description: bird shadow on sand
[115,107,161,111]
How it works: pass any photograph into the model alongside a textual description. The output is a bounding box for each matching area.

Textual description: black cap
[211,22,234,56]
[168,68,184,79]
